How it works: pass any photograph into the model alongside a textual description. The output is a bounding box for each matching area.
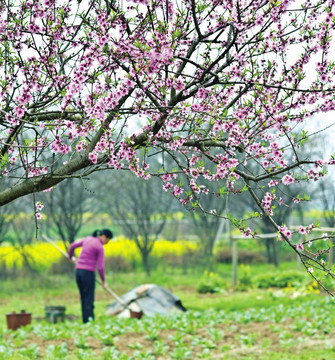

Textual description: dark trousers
[75,269,95,323]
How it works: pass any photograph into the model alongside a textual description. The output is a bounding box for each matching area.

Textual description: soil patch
[4,315,334,359]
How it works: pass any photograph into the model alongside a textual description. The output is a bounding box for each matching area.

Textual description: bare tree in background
[41,179,93,247]
[95,170,174,276]
[0,205,12,245]
[320,181,335,228]
[10,212,39,276]
[189,186,231,263]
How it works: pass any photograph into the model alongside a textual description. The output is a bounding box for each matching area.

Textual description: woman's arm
[96,247,106,284]
[68,239,84,259]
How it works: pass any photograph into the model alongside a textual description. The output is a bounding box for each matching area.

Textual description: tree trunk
[265,239,273,264]
[141,250,151,276]
[272,240,279,267]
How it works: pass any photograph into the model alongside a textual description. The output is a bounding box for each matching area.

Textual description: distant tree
[320,181,335,228]
[0,204,12,244]
[317,180,335,265]
[188,178,245,260]
[96,170,174,276]
[9,211,39,276]
[258,207,291,267]
[40,179,93,247]
[316,126,335,229]
[0,180,24,244]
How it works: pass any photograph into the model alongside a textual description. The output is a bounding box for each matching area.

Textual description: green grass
[1,294,335,359]
[0,260,319,328]
[1,262,334,359]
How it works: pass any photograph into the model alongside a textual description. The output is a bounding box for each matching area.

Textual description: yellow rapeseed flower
[0,236,198,270]
[0,241,63,270]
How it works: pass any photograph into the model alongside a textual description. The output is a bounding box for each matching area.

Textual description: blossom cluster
[1,0,335,279]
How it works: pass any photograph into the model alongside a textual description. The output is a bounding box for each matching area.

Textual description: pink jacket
[68,236,105,282]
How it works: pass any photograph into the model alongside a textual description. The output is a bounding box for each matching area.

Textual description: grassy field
[1,262,335,359]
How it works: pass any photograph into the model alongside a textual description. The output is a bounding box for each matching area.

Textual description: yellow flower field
[0,236,198,270]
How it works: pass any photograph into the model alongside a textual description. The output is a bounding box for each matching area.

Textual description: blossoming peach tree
[1,0,335,287]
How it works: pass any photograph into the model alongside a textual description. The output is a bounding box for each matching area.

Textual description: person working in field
[68,229,113,323]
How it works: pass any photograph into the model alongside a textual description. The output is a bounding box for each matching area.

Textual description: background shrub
[105,255,134,273]
[235,265,253,291]
[255,273,277,289]
[215,248,266,264]
[48,257,75,276]
[255,271,306,289]
[0,264,28,280]
[196,271,226,294]
[275,271,306,288]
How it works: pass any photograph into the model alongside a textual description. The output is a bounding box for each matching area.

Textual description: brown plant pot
[6,310,32,331]
[130,310,143,319]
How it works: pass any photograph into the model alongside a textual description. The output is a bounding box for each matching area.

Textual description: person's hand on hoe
[102,281,108,289]
[69,255,76,264]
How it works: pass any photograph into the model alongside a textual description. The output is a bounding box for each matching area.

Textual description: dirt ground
[5,315,334,359]
[3,285,335,359]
